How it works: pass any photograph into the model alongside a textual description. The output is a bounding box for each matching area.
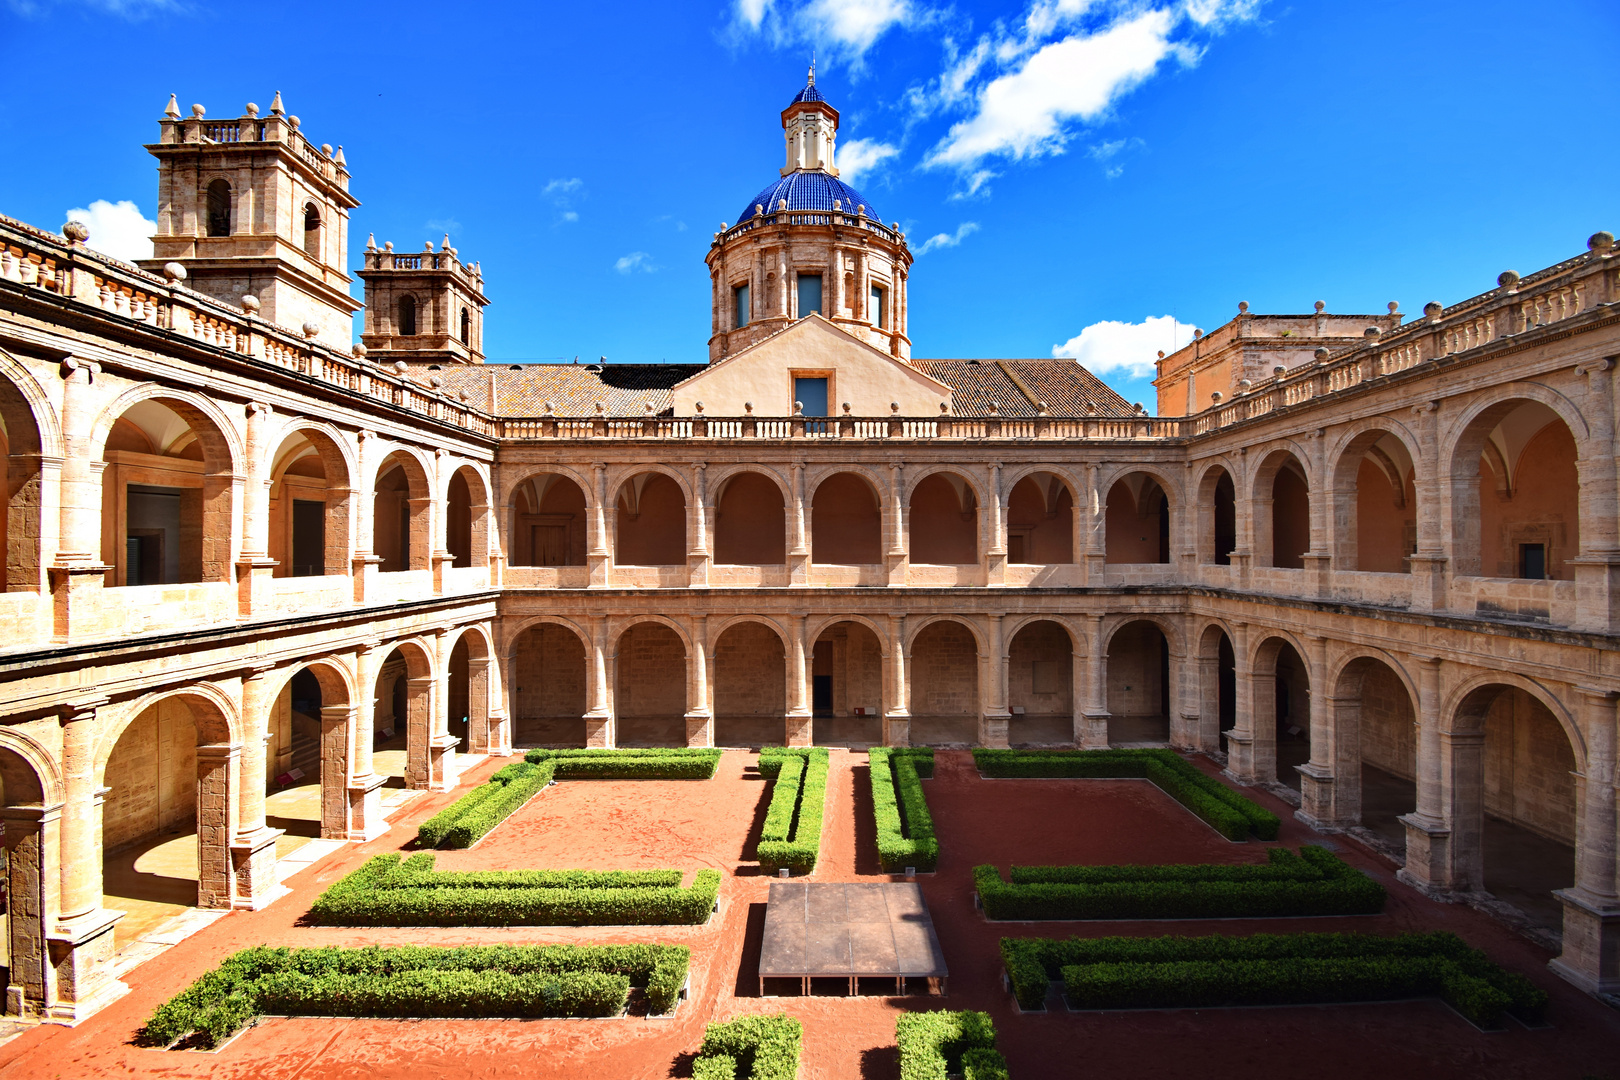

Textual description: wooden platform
[758,881,948,996]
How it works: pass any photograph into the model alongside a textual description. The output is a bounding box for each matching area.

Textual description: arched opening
[1333,431,1417,573]
[713,472,786,565]
[371,643,435,789]
[264,663,351,847]
[1105,472,1170,564]
[1451,401,1580,580]
[1198,466,1236,566]
[615,473,687,566]
[398,295,418,337]
[302,203,321,259]
[446,636,470,753]
[0,746,51,1015]
[1006,473,1073,564]
[1335,657,1418,853]
[1107,621,1169,744]
[511,623,588,748]
[0,372,45,592]
[1250,637,1310,786]
[808,620,884,748]
[1196,624,1236,753]
[459,307,470,345]
[614,623,687,747]
[267,429,351,578]
[510,473,588,567]
[205,179,231,238]
[445,467,487,570]
[100,693,234,949]
[1254,451,1310,569]
[713,621,786,747]
[1008,620,1074,747]
[100,397,235,586]
[372,452,429,573]
[1450,685,1577,932]
[909,620,978,746]
[909,472,977,565]
[810,472,881,565]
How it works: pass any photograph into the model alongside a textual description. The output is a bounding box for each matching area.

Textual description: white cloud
[915,221,979,254]
[425,216,462,233]
[559,210,579,223]
[1052,314,1195,378]
[65,199,154,263]
[9,0,183,17]
[544,178,583,224]
[835,137,898,186]
[615,251,656,274]
[732,0,923,63]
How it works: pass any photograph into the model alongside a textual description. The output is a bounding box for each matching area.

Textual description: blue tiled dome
[738,171,878,225]
[789,81,826,104]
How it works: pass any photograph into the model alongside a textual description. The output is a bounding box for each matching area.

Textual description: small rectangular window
[870,284,886,328]
[1520,543,1547,580]
[292,499,326,577]
[733,284,750,329]
[797,273,822,317]
[794,377,829,416]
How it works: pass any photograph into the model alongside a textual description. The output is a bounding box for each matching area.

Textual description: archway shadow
[732,902,768,997]
[859,1045,900,1079]
[735,768,773,873]
[852,763,883,876]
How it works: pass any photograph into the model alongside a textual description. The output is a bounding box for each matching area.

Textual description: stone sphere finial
[1423,301,1443,318]
[939,401,949,414]
[644,401,655,414]
[1588,231,1614,253]
[595,401,605,415]
[162,261,187,281]
[987,401,998,414]
[1157,350,1165,359]
[1037,401,1049,415]
[240,294,260,314]
[1314,347,1330,361]
[429,375,444,389]
[320,143,333,157]
[245,102,259,118]
[1193,328,1203,340]
[351,342,365,357]
[1364,326,1382,340]
[62,220,89,243]
[793,400,804,415]
[745,401,754,414]
[1314,300,1326,313]
[1237,301,1249,314]
[1387,301,1400,314]
[288,115,301,130]
[890,401,900,413]
[842,401,852,415]
[1211,391,1223,404]
[393,360,408,374]
[1274,365,1287,376]
[301,320,321,339]
[191,103,205,118]
[695,401,705,413]
[1497,270,1520,290]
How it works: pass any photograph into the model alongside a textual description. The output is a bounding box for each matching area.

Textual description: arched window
[302,203,321,258]
[460,307,470,345]
[398,295,417,337]
[206,179,231,238]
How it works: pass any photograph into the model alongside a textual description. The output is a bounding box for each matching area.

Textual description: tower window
[205,179,231,237]
[460,307,470,345]
[303,203,321,258]
[733,284,749,329]
[1520,542,1546,580]
[398,295,417,336]
[797,273,822,317]
[870,284,886,329]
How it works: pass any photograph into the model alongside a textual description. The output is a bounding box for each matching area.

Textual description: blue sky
[3,0,1616,409]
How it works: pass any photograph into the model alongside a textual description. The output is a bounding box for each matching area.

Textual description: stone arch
[97,683,239,780]
[613,468,688,566]
[1445,671,1583,768]
[372,448,432,573]
[709,467,788,566]
[0,352,58,592]
[902,464,988,507]
[373,637,437,788]
[907,615,982,746]
[1192,459,1239,566]
[1194,619,1238,752]
[1003,612,1088,654]
[1101,612,1185,657]
[1005,616,1081,748]
[905,613,989,655]
[609,614,694,655]
[0,735,57,1016]
[1251,446,1314,570]
[0,349,64,458]
[612,618,690,748]
[443,623,496,755]
[907,467,981,565]
[1251,632,1313,784]
[0,728,60,806]
[708,613,792,650]
[809,468,884,565]
[1329,421,1421,574]
[508,470,590,568]
[445,463,489,569]
[1003,468,1078,565]
[90,383,243,471]
[805,613,892,655]
[712,617,789,745]
[1104,617,1176,745]
[262,654,356,708]
[504,613,592,655]
[266,422,354,578]
[262,656,354,841]
[505,616,591,750]
[1101,469,1175,565]
[806,617,889,747]
[1319,649,1419,833]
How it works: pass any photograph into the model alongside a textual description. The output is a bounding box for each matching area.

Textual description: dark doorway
[291,499,325,577]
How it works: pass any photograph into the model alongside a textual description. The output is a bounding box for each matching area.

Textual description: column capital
[58,697,108,724]
[1575,685,1620,703]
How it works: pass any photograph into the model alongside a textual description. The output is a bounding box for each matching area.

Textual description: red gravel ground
[0,749,1615,1078]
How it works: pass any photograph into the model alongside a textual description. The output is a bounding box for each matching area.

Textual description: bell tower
[139,91,360,350]
[781,63,839,175]
[357,234,490,364]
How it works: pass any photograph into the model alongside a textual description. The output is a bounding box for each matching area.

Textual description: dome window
[797,273,822,318]
[733,284,750,329]
[870,283,887,329]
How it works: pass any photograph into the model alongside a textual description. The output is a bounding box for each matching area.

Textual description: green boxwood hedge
[973,845,1386,920]
[896,1010,1011,1080]
[691,1013,803,1080]
[755,748,830,875]
[523,747,722,779]
[1002,930,1546,1027]
[972,748,1279,841]
[143,943,692,1048]
[309,853,721,926]
[869,748,938,873]
[416,760,553,849]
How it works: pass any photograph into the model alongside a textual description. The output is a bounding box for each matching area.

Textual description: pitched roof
[911,360,1135,417]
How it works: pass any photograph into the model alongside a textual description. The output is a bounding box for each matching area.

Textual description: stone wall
[714,474,786,565]
[102,699,197,852]
[714,621,786,715]
[615,624,685,716]
[1484,689,1577,844]
[1107,622,1165,719]
[911,622,977,715]
[512,624,588,719]
[1357,662,1416,779]
[814,621,883,715]
[1008,620,1073,717]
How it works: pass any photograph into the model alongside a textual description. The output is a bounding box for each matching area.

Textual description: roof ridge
[994,360,1043,409]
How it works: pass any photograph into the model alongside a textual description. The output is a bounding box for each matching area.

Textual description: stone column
[830,246,844,318]
[230,665,283,908]
[1081,464,1106,586]
[1301,429,1333,595]
[883,613,911,747]
[788,463,808,586]
[1169,643,1201,751]
[587,462,611,588]
[194,743,239,909]
[1196,648,1222,753]
[685,614,714,747]
[345,643,387,840]
[427,630,459,791]
[584,616,615,748]
[2,804,60,1018]
[986,462,1006,586]
[466,653,493,754]
[1296,636,1349,827]
[1223,623,1261,781]
[886,462,908,586]
[689,462,711,588]
[1552,688,1620,993]
[979,613,1011,748]
[1080,615,1110,749]
[50,700,123,1022]
[236,402,278,617]
[1399,656,1458,893]
[1573,359,1620,632]
[49,360,110,642]
[1406,400,1448,612]
[786,613,812,746]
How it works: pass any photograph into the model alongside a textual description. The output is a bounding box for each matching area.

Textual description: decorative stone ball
[1193,328,1203,340]
[1314,347,1331,361]
[288,115,301,130]
[191,104,205,118]
[695,401,705,413]
[1274,366,1287,376]
[321,143,333,156]
[1424,301,1443,317]
[1388,301,1400,313]
[241,294,260,313]
[351,342,366,358]
[1314,300,1326,313]
[458,391,469,403]
[163,261,187,281]
[62,220,89,243]
[644,402,655,414]
[1134,403,1146,414]
[1238,301,1249,313]
[890,401,899,413]
[245,103,259,117]
[987,401,998,414]
[543,401,555,415]
[429,375,444,389]
[939,402,949,413]
[595,402,605,414]
[744,402,754,414]
[393,360,408,373]
[1588,232,1615,253]
[1037,401,1048,415]
[1497,270,1520,289]
[793,401,804,415]
[301,320,320,339]
[842,402,851,414]
[1211,392,1223,404]
[1364,326,1381,339]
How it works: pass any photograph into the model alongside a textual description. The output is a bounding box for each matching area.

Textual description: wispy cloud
[732,0,927,65]
[615,251,656,274]
[544,178,584,224]
[835,137,899,187]
[9,0,183,17]
[1053,314,1195,378]
[65,199,154,262]
[425,216,463,234]
[915,221,979,254]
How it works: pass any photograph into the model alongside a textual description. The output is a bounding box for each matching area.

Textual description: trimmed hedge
[417,760,553,849]
[973,845,1386,920]
[309,853,721,926]
[972,748,1279,841]
[1002,931,1547,1027]
[691,1013,802,1080]
[896,1010,1011,1080]
[143,943,692,1048]
[870,748,938,873]
[523,747,721,780]
[756,748,830,875]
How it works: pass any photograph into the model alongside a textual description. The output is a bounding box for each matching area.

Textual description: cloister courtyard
[0,745,1612,1079]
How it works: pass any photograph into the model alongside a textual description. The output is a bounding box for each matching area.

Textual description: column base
[235,557,278,619]
[1078,710,1110,750]
[885,553,908,588]
[1395,812,1456,894]
[788,552,809,586]
[785,712,813,747]
[47,563,111,644]
[350,554,382,604]
[883,712,911,748]
[684,711,714,748]
[1223,732,1267,785]
[1294,763,1356,830]
[487,712,513,756]
[230,825,286,909]
[428,732,460,791]
[1549,889,1620,995]
[587,553,611,588]
[978,711,1011,749]
[583,712,615,749]
[47,908,126,1024]
[346,773,390,842]
[986,552,1007,587]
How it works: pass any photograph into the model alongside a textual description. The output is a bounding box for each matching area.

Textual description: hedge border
[309,853,722,927]
[756,747,830,875]
[972,748,1280,841]
[143,943,692,1049]
[973,846,1386,921]
[416,760,553,849]
[691,1013,803,1080]
[896,1010,1011,1080]
[869,748,938,873]
[1001,930,1547,1027]
[523,747,722,780]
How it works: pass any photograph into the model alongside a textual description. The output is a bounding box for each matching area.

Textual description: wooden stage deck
[757,881,948,996]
